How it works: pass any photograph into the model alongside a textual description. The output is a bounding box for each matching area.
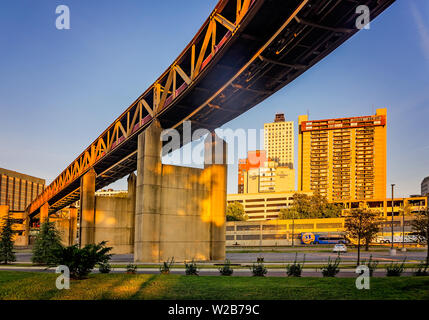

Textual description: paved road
[226,250,426,263]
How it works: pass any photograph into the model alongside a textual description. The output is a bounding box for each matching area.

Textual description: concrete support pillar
[134,120,163,262]
[23,210,30,246]
[40,202,49,224]
[80,168,96,247]
[127,173,137,246]
[69,206,78,245]
[128,173,137,212]
[204,132,227,261]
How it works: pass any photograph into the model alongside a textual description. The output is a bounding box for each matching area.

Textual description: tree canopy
[32,221,64,266]
[411,209,429,265]
[279,193,342,219]
[344,206,380,264]
[345,207,380,241]
[412,210,429,243]
[226,202,248,221]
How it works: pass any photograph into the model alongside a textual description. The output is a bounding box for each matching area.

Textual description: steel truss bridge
[28,0,395,217]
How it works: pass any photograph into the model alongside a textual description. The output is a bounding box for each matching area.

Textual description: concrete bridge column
[127,172,136,246]
[23,210,30,246]
[204,132,227,261]
[69,206,78,245]
[40,202,49,224]
[79,168,96,247]
[134,120,163,262]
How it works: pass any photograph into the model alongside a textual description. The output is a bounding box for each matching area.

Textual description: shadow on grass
[129,274,158,300]
[99,276,136,300]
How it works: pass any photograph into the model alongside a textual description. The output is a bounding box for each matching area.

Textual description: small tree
[55,241,112,279]
[0,214,16,264]
[345,206,379,265]
[226,202,248,221]
[411,209,429,265]
[32,221,63,265]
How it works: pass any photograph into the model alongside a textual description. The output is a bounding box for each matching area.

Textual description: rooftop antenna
[307,109,310,119]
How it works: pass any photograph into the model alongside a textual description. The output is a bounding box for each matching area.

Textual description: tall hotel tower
[264,113,294,169]
[298,108,386,202]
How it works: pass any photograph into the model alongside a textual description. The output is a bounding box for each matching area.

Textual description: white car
[333,244,347,253]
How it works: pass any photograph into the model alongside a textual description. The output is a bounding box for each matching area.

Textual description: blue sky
[0,0,428,197]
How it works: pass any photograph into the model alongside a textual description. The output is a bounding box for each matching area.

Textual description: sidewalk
[0,265,417,275]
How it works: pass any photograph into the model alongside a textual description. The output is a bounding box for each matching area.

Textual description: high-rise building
[298,108,387,202]
[238,151,294,194]
[0,168,45,211]
[422,176,429,196]
[243,161,295,194]
[264,113,294,169]
[238,150,268,194]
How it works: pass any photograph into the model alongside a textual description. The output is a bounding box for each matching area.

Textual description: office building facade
[298,109,387,202]
[241,161,295,194]
[421,176,429,196]
[0,168,45,211]
[264,113,294,168]
[0,168,45,245]
[227,191,312,220]
[238,150,268,194]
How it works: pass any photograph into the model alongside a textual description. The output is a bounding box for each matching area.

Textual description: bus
[375,233,419,244]
[300,232,347,245]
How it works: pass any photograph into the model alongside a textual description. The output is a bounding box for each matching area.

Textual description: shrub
[185,260,199,276]
[286,253,305,277]
[160,257,174,275]
[98,262,111,274]
[413,263,429,276]
[126,263,137,274]
[218,259,234,276]
[54,241,112,279]
[321,255,341,277]
[251,261,267,277]
[32,222,63,266]
[386,258,406,277]
[361,255,378,277]
[0,214,16,264]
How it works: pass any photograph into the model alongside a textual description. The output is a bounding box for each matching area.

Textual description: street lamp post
[426,195,429,266]
[291,210,295,247]
[401,202,406,252]
[390,184,396,256]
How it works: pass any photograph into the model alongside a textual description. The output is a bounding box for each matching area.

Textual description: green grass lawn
[0,271,428,300]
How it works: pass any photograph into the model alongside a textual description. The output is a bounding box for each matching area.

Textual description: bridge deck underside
[31,0,395,218]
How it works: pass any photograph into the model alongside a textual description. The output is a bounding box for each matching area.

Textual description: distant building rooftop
[274,113,285,122]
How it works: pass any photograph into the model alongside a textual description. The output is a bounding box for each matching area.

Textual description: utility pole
[390,184,396,256]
